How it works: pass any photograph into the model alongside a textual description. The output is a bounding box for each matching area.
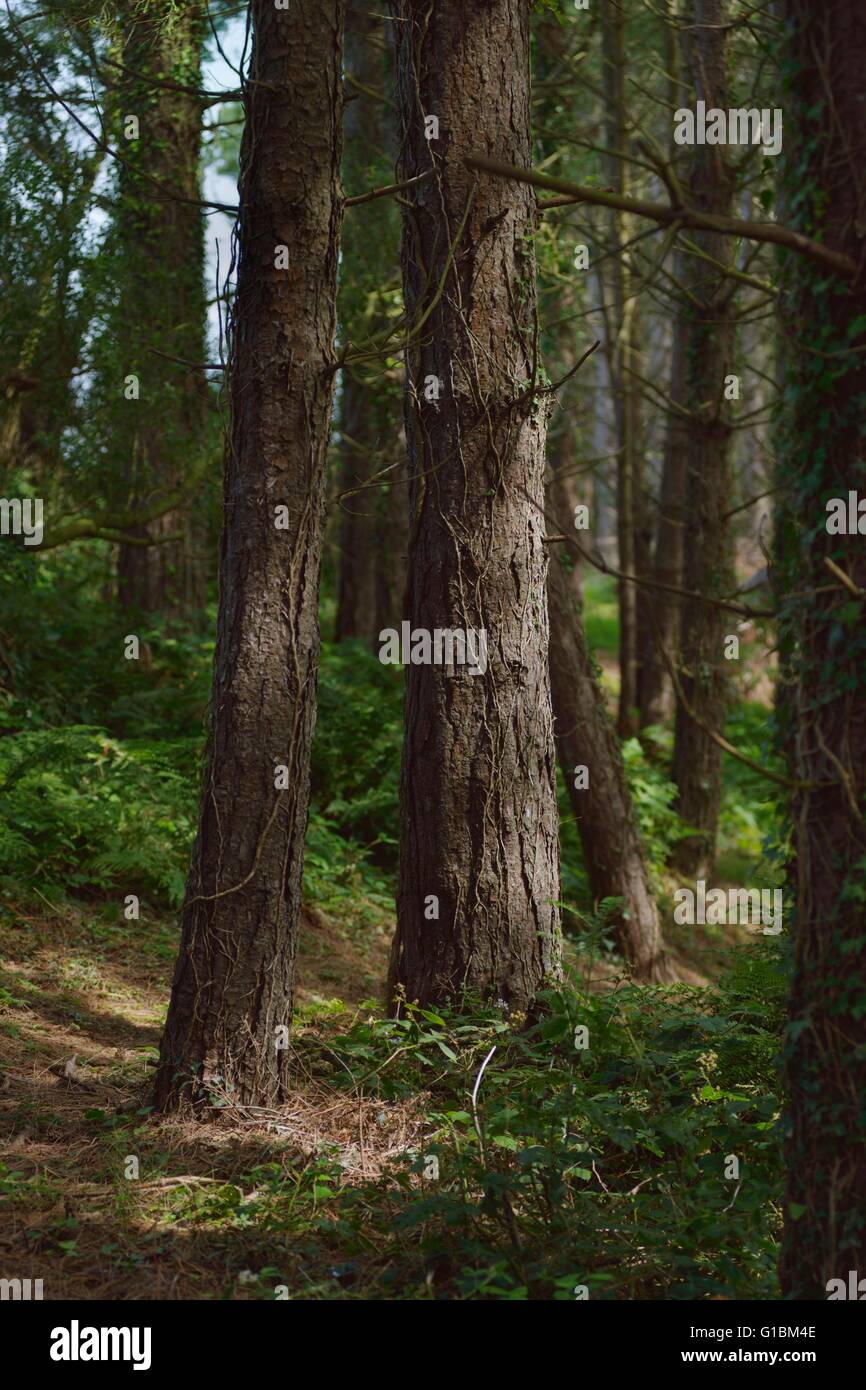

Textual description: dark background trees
[111,0,212,621]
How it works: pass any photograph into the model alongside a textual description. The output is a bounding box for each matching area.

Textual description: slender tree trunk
[113,1,210,620]
[335,0,403,648]
[547,545,673,981]
[155,0,344,1111]
[600,1,645,737]
[631,313,654,722]
[640,248,689,727]
[640,1,687,728]
[335,373,381,645]
[374,437,408,638]
[670,0,735,878]
[548,427,584,607]
[778,0,866,1301]
[535,11,585,609]
[533,6,667,979]
[0,155,100,483]
[387,0,562,1012]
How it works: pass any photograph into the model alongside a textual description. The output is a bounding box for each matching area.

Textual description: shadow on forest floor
[0,896,423,1298]
[0,886,780,1300]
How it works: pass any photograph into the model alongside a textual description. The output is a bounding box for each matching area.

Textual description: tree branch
[344,171,432,208]
[463,154,859,280]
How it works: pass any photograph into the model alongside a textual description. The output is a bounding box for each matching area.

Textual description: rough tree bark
[113,0,210,620]
[387,0,562,1012]
[777,0,866,1301]
[670,0,735,878]
[155,0,344,1110]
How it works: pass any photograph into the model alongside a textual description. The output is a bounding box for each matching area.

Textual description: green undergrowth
[2,943,785,1300]
[282,953,784,1299]
[1,552,781,962]
[103,944,783,1302]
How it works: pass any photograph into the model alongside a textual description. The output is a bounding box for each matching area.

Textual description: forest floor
[0,581,783,1299]
[0,896,406,1299]
[0,889,762,1300]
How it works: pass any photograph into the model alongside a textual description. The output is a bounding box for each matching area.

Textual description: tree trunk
[547,545,673,981]
[387,0,562,1012]
[601,0,644,738]
[670,0,735,879]
[778,0,866,1301]
[535,11,585,610]
[113,1,211,621]
[374,440,407,638]
[335,0,404,648]
[335,371,381,646]
[640,2,687,728]
[0,155,99,484]
[548,430,584,608]
[640,248,689,727]
[155,0,344,1111]
[632,310,654,722]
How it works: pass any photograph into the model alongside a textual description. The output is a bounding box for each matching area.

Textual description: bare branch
[464,154,859,280]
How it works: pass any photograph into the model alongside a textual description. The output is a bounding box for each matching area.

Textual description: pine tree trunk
[155,0,344,1111]
[640,1,688,728]
[335,371,381,646]
[535,12,585,610]
[670,0,735,879]
[113,1,211,621]
[547,547,673,981]
[640,252,689,727]
[335,0,403,648]
[387,0,562,1012]
[374,442,407,638]
[603,2,650,739]
[778,0,866,1301]
[548,434,584,607]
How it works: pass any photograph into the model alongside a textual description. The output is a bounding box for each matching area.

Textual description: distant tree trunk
[640,273,688,727]
[0,155,99,485]
[374,438,407,637]
[387,0,562,1012]
[113,1,210,621]
[640,2,687,728]
[535,11,585,608]
[335,375,381,646]
[632,335,654,722]
[155,0,344,1111]
[600,1,644,737]
[335,0,403,647]
[548,417,584,607]
[778,0,866,1301]
[547,545,673,981]
[670,0,735,878]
